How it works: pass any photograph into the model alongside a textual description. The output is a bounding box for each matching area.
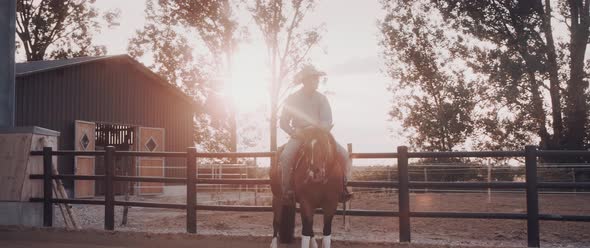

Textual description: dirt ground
[51,190,590,248]
[0,225,506,248]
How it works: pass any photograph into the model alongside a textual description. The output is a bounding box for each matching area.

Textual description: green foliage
[380,0,590,153]
[128,0,238,155]
[158,0,242,62]
[380,1,477,151]
[16,0,119,61]
[128,0,209,98]
[433,0,561,150]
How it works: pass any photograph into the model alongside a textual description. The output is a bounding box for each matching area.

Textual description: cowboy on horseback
[279,64,352,205]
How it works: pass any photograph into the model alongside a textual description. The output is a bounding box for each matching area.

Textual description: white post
[218,164,222,196]
[423,167,428,193]
[254,157,258,205]
[487,162,492,203]
[238,164,242,202]
[209,163,214,200]
[254,184,258,206]
[388,166,392,194]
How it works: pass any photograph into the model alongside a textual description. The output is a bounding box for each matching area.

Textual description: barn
[15,54,197,198]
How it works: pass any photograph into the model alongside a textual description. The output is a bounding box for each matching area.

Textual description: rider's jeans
[279,137,352,194]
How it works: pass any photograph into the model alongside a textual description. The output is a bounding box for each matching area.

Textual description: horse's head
[299,127,337,184]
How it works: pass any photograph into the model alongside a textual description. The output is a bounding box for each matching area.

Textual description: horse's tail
[279,204,296,243]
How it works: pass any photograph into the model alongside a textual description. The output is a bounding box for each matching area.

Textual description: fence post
[104,146,115,231]
[397,146,411,243]
[218,164,222,194]
[254,157,258,205]
[186,147,197,233]
[347,143,353,185]
[487,163,492,203]
[346,143,353,230]
[572,168,576,193]
[423,167,428,193]
[525,145,539,248]
[43,147,53,227]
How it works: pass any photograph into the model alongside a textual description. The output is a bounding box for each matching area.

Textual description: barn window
[95,122,136,151]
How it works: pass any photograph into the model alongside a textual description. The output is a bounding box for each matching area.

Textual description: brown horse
[270,127,344,248]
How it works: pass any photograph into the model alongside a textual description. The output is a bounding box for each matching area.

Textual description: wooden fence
[30,146,590,248]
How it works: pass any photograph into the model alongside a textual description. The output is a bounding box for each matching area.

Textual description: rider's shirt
[280,89,333,136]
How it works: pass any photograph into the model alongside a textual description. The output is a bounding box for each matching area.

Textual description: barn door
[74,120,96,198]
[137,127,165,195]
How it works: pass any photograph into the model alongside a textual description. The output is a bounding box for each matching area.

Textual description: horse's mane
[301,127,340,171]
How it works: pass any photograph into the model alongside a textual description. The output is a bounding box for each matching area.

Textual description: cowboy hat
[293,64,326,84]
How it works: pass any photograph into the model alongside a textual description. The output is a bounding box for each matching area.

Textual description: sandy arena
[31,189,590,248]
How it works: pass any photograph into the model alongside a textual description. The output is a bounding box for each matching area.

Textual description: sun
[223,51,270,114]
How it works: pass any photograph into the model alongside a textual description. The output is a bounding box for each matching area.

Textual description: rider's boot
[339,179,353,203]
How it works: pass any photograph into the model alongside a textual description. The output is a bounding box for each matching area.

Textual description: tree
[380,0,590,151]
[433,0,589,151]
[247,0,323,154]
[16,0,119,61]
[128,0,241,154]
[154,0,243,159]
[562,0,590,150]
[381,1,478,151]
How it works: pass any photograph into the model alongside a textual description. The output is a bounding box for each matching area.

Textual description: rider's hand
[291,128,305,139]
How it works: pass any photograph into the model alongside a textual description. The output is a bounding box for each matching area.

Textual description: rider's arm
[318,95,333,131]
[280,100,295,136]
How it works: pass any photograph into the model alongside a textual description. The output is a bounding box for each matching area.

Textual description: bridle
[299,132,335,184]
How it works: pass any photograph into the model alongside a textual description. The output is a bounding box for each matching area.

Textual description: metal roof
[16,55,122,76]
[15,55,197,107]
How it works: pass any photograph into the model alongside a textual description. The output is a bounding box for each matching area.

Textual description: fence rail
[29,145,590,248]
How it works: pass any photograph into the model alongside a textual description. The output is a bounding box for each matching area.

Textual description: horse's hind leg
[322,214,334,248]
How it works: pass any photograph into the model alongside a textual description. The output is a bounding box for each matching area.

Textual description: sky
[92,0,403,165]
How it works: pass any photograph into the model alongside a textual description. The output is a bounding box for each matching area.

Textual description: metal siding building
[15,55,195,193]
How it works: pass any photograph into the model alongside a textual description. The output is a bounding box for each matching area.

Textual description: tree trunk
[565,0,589,150]
[540,0,563,149]
[528,71,551,149]
[511,7,553,149]
[270,39,278,159]
[27,48,44,61]
[227,50,238,164]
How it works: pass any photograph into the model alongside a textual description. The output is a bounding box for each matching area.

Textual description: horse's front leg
[270,196,280,248]
[300,202,317,248]
[322,214,335,248]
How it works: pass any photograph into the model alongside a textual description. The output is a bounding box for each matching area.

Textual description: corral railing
[29,145,590,248]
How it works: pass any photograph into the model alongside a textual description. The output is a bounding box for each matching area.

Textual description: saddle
[274,144,315,182]
[274,142,351,203]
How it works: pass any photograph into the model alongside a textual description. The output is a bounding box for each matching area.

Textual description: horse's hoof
[310,236,319,248]
[270,237,278,248]
[301,236,311,248]
[322,235,331,248]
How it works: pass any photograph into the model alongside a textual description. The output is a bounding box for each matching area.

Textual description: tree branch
[279,1,302,72]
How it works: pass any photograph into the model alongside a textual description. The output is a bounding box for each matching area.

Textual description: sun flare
[222,52,270,114]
